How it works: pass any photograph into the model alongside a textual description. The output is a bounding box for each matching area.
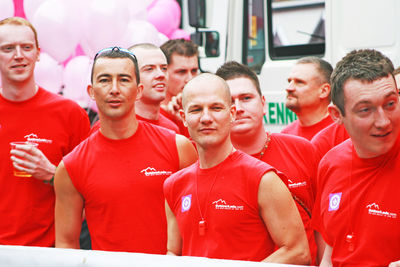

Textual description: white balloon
[0,0,14,20]
[24,0,46,21]
[33,0,79,62]
[122,20,162,48]
[34,52,63,94]
[158,33,169,46]
[62,56,92,108]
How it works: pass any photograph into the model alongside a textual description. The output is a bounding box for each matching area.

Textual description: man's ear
[261,95,267,115]
[230,104,237,123]
[320,83,331,100]
[179,109,187,127]
[136,83,144,100]
[87,85,95,100]
[328,104,344,124]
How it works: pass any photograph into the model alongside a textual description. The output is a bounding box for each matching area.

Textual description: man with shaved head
[163,73,310,264]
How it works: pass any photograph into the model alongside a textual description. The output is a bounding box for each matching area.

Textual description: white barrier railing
[0,245,310,267]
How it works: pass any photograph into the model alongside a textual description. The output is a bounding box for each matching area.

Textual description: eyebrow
[354,91,398,106]
[96,73,133,79]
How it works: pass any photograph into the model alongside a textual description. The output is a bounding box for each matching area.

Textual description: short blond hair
[0,17,39,48]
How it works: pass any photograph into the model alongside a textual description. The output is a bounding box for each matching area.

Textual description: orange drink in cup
[10,141,38,177]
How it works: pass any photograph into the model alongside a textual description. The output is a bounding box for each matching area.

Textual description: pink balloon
[0,0,14,20]
[169,28,190,40]
[62,56,91,108]
[13,0,26,18]
[147,0,180,36]
[34,52,63,94]
[33,0,79,62]
[81,0,129,55]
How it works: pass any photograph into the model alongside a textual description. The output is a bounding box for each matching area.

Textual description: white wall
[0,245,311,267]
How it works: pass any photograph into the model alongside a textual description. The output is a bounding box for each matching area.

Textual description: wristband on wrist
[44,175,55,186]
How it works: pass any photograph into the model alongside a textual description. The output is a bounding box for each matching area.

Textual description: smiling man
[0,17,89,247]
[129,43,179,133]
[163,73,310,264]
[55,47,197,253]
[313,49,400,266]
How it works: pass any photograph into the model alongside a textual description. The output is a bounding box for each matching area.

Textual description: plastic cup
[10,141,38,177]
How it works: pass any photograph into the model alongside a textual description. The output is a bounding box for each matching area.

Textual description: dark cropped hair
[331,49,394,115]
[215,61,262,96]
[160,39,198,64]
[91,47,140,84]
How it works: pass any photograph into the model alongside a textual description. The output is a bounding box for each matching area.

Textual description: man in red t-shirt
[281,57,333,140]
[128,43,179,133]
[159,39,199,137]
[216,61,318,264]
[0,17,90,247]
[54,47,197,253]
[313,49,400,266]
[164,73,310,264]
[311,122,349,161]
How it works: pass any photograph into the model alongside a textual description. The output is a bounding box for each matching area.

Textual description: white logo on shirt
[181,195,192,212]
[288,179,307,189]
[329,193,342,211]
[366,203,397,219]
[24,133,52,144]
[140,167,172,176]
[212,199,244,211]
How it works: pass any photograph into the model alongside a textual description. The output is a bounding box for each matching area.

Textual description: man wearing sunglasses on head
[54,47,197,253]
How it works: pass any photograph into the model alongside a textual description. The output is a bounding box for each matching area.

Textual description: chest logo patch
[212,199,244,211]
[329,193,342,211]
[181,194,192,212]
[366,203,397,219]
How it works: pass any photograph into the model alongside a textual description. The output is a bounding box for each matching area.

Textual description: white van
[180,0,400,132]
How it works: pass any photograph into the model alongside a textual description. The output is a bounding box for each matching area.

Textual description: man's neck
[297,105,329,127]
[99,111,139,140]
[161,93,173,106]
[197,139,235,169]
[1,78,38,102]
[135,100,160,121]
[231,128,268,155]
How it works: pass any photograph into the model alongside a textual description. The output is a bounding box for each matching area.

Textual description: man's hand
[162,93,183,121]
[389,260,400,267]
[10,144,56,182]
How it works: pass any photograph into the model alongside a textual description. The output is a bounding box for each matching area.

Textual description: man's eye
[23,45,33,51]
[1,46,13,52]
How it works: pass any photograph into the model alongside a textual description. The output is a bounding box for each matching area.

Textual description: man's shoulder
[272,132,313,147]
[281,120,299,134]
[39,88,87,113]
[320,139,352,168]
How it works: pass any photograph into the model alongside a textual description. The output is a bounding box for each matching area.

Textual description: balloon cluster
[0,0,189,109]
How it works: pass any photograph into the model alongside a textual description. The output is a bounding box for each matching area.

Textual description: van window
[267,0,325,59]
[243,0,266,74]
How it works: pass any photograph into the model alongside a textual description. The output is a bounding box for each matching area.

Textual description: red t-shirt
[89,112,179,135]
[311,123,349,161]
[252,133,317,264]
[136,113,179,133]
[281,115,333,140]
[0,87,90,246]
[64,121,179,253]
[313,137,400,266]
[164,150,284,261]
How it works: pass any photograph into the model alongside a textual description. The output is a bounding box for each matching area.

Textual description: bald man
[163,73,310,264]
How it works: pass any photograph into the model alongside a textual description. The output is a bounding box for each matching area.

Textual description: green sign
[263,102,297,125]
